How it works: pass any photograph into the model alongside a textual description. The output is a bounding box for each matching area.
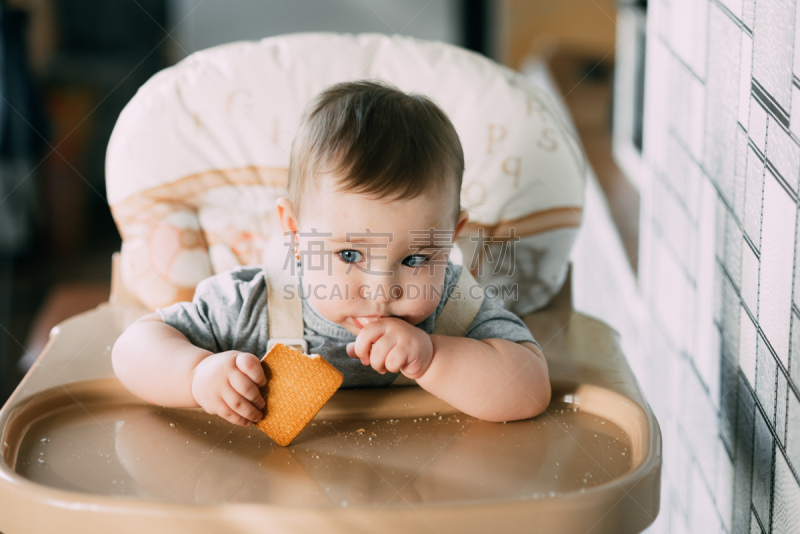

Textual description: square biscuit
[255,343,344,446]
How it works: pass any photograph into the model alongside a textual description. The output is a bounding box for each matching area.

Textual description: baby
[112,80,551,428]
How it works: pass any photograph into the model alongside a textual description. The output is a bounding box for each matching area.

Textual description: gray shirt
[157,260,537,388]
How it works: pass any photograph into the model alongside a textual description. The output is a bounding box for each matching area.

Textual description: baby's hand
[346,318,433,379]
[191,351,266,427]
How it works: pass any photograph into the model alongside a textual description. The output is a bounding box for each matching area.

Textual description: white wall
[633,1,800,533]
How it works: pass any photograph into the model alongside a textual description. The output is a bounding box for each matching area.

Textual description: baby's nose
[358,278,404,301]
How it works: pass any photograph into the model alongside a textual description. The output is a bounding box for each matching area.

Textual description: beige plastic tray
[0,276,660,533]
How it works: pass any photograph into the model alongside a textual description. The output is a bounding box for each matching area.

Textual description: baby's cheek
[308,290,343,317]
[401,293,440,324]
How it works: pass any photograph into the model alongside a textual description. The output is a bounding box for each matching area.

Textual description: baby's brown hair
[288,80,464,224]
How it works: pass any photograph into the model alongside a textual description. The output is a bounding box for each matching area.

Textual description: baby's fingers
[235,353,266,386]
[384,347,407,374]
[218,410,254,428]
[368,336,396,374]
[346,342,370,366]
[351,327,384,362]
[222,388,263,425]
[230,370,266,411]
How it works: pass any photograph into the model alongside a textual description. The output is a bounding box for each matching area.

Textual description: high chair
[0,33,661,533]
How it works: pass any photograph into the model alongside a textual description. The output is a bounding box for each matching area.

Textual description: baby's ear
[276,197,299,236]
[452,209,469,241]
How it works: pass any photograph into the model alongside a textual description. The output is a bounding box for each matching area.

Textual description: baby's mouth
[352,316,398,329]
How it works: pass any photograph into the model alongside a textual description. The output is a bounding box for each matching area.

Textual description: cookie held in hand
[255,343,344,446]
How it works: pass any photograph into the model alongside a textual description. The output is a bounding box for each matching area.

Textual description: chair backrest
[106,33,585,314]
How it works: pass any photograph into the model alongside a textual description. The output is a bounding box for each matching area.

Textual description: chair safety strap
[264,247,307,354]
[432,266,484,337]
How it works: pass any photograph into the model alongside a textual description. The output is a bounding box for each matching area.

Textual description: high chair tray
[0,294,660,533]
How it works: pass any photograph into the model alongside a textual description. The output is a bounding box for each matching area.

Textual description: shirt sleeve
[465,294,540,348]
[156,266,269,355]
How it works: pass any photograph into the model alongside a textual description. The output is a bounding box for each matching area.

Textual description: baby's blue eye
[403,255,429,267]
[338,250,363,263]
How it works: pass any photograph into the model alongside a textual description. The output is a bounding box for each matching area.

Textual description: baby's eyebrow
[326,236,442,248]
[327,236,379,243]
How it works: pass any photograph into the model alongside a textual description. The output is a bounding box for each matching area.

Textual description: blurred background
[5,1,800,533]
[0,0,623,398]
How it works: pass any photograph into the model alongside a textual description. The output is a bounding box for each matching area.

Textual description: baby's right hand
[191,351,267,427]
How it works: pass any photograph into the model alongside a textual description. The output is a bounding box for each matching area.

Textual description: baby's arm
[346,318,550,422]
[417,336,550,422]
[112,313,266,427]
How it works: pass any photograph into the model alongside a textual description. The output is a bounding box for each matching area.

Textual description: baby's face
[278,175,468,337]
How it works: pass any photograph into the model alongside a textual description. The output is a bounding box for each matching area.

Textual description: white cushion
[106,33,585,312]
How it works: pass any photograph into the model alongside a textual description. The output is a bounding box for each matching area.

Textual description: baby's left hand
[346,318,433,379]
